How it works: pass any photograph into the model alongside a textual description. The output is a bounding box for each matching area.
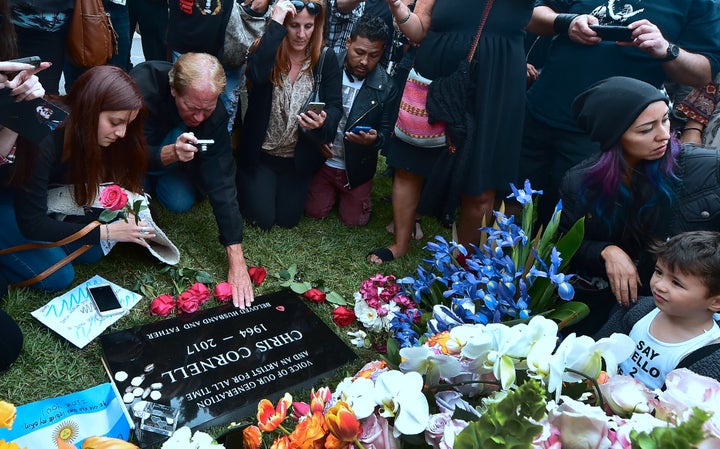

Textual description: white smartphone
[305,102,325,115]
[88,284,124,316]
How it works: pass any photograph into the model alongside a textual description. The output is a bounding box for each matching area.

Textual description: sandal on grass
[367,247,395,264]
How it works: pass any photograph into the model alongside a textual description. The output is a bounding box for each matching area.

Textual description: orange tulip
[310,387,332,415]
[243,425,262,449]
[289,413,327,449]
[257,393,292,432]
[325,402,361,443]
[323,433,351,449]
[0,402,16,430]
[270,435,290,449]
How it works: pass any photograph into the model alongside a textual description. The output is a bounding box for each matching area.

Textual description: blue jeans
[0,191,103,292]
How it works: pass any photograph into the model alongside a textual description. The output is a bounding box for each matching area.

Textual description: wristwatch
[663,43,680,62]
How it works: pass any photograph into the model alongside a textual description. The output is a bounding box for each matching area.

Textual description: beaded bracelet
[396,8,411,25]
[105,223,111,242]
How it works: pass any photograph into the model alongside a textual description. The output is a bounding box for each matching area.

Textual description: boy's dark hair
[349,14,389,43]
[651,231,720,296]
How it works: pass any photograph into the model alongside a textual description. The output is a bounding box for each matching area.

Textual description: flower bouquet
[399,180,588,335]
[245,316,720,449]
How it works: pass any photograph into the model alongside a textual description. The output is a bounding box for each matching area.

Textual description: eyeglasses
[291,0,321,15]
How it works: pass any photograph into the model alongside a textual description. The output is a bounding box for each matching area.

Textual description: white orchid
[374,370,430,436]
[161,426,224,449]
[347,329,368,348]
[335,376,377,419]
[399,346,462,386]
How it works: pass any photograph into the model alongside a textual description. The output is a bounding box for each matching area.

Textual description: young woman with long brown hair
[236,0,342,230]
[0,65,153,292]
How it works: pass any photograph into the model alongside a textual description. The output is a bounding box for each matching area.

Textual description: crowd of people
[2,0,720,391]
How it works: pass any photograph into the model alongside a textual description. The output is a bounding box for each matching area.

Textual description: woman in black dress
[368,0,534,263]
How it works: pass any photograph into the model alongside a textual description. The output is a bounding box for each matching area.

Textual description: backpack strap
[676,342,720,369]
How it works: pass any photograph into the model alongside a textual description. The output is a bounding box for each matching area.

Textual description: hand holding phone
[305,102,325,115]
[88,284,125,317]
[349,125,372,134]
[589,25,633,42]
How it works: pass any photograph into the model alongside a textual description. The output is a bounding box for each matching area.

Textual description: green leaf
[98,209,119,223]
[555,216,585,272]
[545,301,590,329]
[384,336,401,368]
[287,264,298,277]
[278,269,291,280]
[290,282,311,294]
[195,271,214,284]
[325,291,347,306]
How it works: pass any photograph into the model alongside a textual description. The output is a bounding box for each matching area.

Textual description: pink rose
[332,306,356,327]
[599,375,654,417]
[177,290,200,314]
[214,282,233,302]
[248,266,267,286]
[302,288,326,303]
[99,185,128,211]
[359,413,401,449]
[188,282,211,305]
[547,396,611,449]
[150,294,176,317]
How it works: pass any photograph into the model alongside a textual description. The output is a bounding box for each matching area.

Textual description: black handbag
[426,0,494,152]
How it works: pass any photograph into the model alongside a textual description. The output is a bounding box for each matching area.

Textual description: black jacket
[130,61,244,247]
[560,145,720,284]
[335,49,398,188]
[237,20,343,176]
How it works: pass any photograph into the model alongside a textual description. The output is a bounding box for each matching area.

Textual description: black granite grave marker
[99,290,357,447]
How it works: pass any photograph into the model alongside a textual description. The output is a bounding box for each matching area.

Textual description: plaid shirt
[327,0,364,54]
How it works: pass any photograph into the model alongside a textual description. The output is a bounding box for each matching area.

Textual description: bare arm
[386,0,434,45]
[628,20,711,87]
[525,5,558,36]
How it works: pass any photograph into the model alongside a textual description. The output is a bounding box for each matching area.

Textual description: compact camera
[193,139,215,152]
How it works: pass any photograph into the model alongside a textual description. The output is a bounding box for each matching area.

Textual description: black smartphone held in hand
[6,56,42,69]
[349,125,372,133]
[88,284,125,317]
[306,102,325,115]
[590,25,633,42]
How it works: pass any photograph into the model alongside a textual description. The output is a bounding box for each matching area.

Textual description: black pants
[238,154,311,231]
[127,0,169,65]
[15,24,70,95]
[0,273,23,372]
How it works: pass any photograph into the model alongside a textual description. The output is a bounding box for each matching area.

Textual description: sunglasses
[291,0,321,15]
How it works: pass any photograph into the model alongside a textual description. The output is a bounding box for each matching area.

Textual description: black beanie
[572,76,669,151]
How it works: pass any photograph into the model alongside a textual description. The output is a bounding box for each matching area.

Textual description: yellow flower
[0,440,25,449]
[0,402,16,430]
[81,436,139,449]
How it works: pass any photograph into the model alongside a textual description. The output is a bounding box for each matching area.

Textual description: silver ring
[140,227,149,234]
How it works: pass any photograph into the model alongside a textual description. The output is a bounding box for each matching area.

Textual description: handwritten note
[31,275,142,348]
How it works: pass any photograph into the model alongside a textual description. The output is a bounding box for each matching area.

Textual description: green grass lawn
[0,157,453,446]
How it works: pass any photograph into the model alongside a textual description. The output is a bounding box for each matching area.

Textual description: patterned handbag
[393,68,447,148]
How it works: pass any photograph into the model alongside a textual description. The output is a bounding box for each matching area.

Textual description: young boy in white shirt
[595,231,720,390]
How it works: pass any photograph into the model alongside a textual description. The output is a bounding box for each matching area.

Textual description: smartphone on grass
[88,284,125,317]
[305,102,325,115]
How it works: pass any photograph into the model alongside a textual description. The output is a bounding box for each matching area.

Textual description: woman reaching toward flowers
[560,76,720,335]
[0,66,153,292]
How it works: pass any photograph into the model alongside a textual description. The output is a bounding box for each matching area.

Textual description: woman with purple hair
[559,76,720,335]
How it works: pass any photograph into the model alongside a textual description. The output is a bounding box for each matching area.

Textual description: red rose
[150,294,176,317]
[177,290,200,314]
[332,306,356,327]
[99,184,128,211]
[302,288,326,303]
[188,282,211,305]
[214,282,233,302]
[248,266,267,286]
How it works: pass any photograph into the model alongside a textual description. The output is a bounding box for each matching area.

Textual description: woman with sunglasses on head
[0,65,154,293]
[236,0,342,230]
[560,76,720,336]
